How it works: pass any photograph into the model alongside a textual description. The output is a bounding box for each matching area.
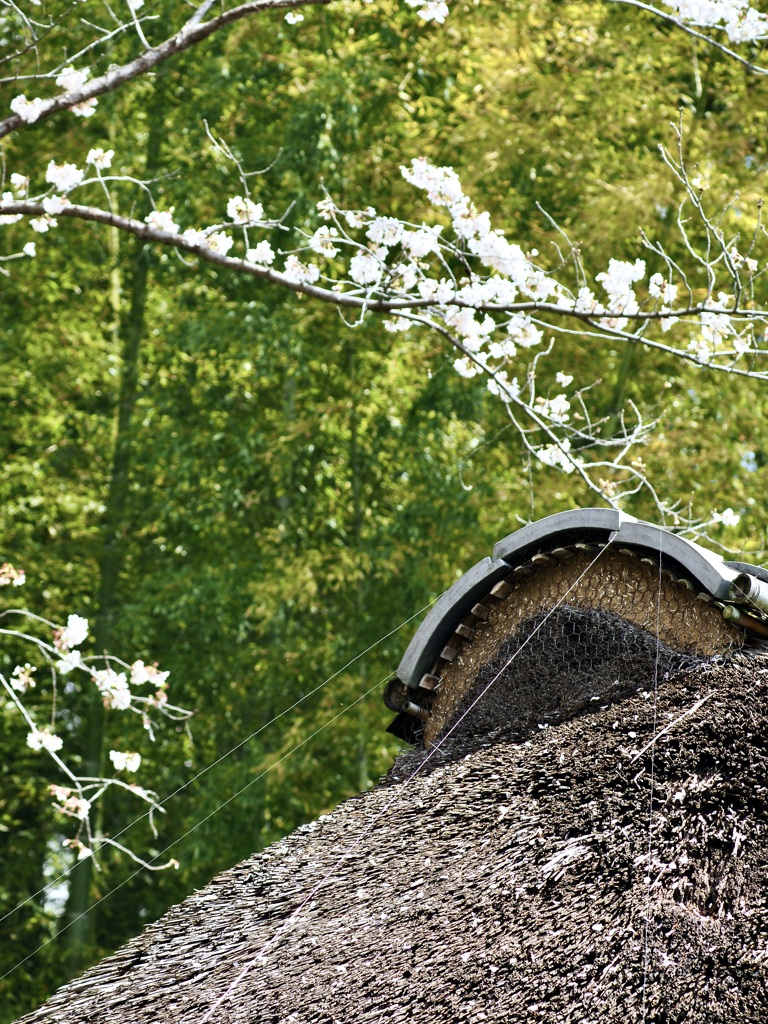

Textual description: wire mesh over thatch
[18,634,768,1023]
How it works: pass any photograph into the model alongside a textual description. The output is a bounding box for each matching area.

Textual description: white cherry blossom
[486,370,519,402]
[226,196,263,225]
[11,664,36,692]
[55,66,90,92]
[10,95,46,124]
[535,393,571,424]
[43,195,70,215]
[182,228,208,246]
[50,787,91,819]
[349,250,383,285]
[366,217,404,247]
[145,209,179,233]
[93,668,132,710]
[246,240,275,265]
[71,97,98,117]
[86,148,114,170]
[0,563,25,586]
[507,313,543,349]
[405,1,450,26]
[384,316,413,332]
[55,613,89,651]
[205,231,234,256]
[27,726,64,753]
[713,506,741,526]
[309,225,340,256]
[109,749,142,772]
[284,254,320,284]
[648,272,678,304]
[45,161,84,192]
[0,193,22,224]
[596,258,646,304]
[344,207,375,229]
[453,356,483,378]
[57,650,83,674]
[401,225,442,258]
[537,438,577,474]
[401,157,464,208]
[316,197,337,220]
[130,660,169,687]
[30,216,56,233]
[666,1,768,42]
[10,173,29,196]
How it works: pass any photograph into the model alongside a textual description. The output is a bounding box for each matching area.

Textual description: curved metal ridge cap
[725,560,768,586]
[396,509,752,691]
[612,520,738,601]
[398,510,629,690]
[396,556,512,689]
[492,507,629,564]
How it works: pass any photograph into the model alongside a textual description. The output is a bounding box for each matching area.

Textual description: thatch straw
[17,646,768,1023]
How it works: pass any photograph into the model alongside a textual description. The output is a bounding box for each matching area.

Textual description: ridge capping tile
[613,520,737,600]
[492,508,628,565]
[397,556,511,689]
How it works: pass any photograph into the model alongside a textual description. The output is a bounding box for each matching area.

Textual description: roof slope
[18,655,768,1023]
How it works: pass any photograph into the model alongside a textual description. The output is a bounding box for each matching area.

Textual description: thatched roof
[19,651,768,1023]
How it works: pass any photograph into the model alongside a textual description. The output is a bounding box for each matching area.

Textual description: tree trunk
[348,346,371,793]
[64,78,166,971]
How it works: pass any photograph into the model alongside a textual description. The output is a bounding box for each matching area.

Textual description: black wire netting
[423,547,746,747]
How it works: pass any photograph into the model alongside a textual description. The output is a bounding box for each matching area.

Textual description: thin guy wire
[641,539,663,1021]
[0,597,436,926]
[0,670,393,986]
[199,541,613,1021]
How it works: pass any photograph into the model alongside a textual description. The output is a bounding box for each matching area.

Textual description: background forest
[2,0,768,1017]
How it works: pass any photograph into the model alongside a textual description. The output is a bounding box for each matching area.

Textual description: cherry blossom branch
[403,310,674,519]
[0,18,153,84]
[0,0,331,138]
[611,0,768,74]
[96,837,179,872]
[1,121,761,524]
[1,195,767,354]
[0,569,192,867]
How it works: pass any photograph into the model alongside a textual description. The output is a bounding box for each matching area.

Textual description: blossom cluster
[405,0,450,23]
[109,749,141,772]
[50,785,91,820]
[27,726,63,753]
[0,143,762,483]
[712,506,741,527]
[1,577,191,866]
[665,0,768,43]
[11,663,35,692]
[54,612,89,651]
[10,65,97,125]
[0,562,26,586]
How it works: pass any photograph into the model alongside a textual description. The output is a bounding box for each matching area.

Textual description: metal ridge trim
[396,557,512,689]
[395,509,760,692]
[493,508,629,564]
[613,520,738,600]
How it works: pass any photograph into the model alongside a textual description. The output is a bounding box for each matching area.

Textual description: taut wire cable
[641,534,663,1022]
[0,598,435,928]
[198,541,613,1022]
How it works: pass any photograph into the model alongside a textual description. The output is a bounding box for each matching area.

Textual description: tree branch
[610,0,768,74]
[3,196,767,383]
[0,0,331,140]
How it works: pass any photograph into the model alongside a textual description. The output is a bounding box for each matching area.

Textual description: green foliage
[2,1,767,1018]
